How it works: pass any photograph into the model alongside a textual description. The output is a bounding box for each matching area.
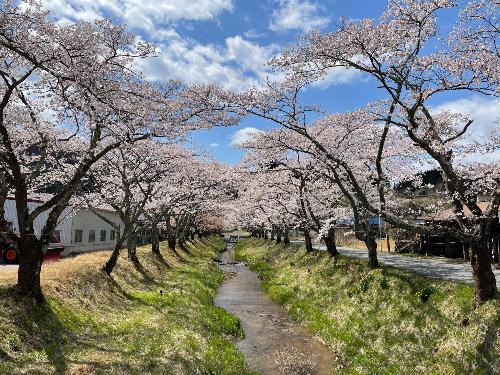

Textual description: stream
[214,243,334,375]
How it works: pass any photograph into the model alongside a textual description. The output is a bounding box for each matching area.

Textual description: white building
[3,197,123,256]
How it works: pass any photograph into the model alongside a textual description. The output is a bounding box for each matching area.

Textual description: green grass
[0,237,255,375]
[235,238,500,374]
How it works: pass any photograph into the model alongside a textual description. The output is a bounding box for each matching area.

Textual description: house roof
[419,201,493,221]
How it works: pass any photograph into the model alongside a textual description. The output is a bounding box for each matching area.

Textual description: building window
[74,230,83,243]
[88,230,96,243]
[100,230,106,242]
[110,230,116,241]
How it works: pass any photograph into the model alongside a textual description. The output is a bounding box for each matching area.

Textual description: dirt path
[215,245,334,375]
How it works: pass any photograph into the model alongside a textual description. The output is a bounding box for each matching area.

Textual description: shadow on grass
[131,258,156,284]
[152,251,171,268]
[476,313,500,371]
[0,286,71,375]
[170,247,196,264]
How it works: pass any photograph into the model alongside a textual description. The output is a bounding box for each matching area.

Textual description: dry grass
[335,235,396,253]
[236,238,500,374]
[0,237,254,375]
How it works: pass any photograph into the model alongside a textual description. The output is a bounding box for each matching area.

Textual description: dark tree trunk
[190,231,195,241]
[283,228,290,246]
[304,229,313,252]
[270,228,275,241]
[151,222,160,255]
[386,231,391,254]
[127,232,138,262]
[168,235,176,250]
[103,230,126,275]
[264,230,268,240]
[470,222,497,305]
[103,242,121,275]
[17,234,44,302]
[178,232,187,251]
[323,228,338,257]
[364,234,379,269]
[276,229,282,244]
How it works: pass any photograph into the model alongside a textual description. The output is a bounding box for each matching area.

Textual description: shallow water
[214,244,334,374]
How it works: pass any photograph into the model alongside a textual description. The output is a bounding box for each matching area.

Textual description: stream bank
[215,244,334,374]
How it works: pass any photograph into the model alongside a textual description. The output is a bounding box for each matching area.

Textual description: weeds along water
[0,237,255,375]
[235,238,500,374]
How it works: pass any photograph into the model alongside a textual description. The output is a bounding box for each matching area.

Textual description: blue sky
[37,0,498,164]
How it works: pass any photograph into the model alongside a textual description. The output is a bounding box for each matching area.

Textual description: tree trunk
[270,228,275,241]
[323,228,338,257]
[103,242,122,275]
[190,231,195,241]
[304,229,313,252]
[470,229,497,305]
[364,234,379,269]
[386,231,391,254]
[151,222,160,255]
[283,228,290,246]
[168,234,176,251]
[276,229,282,244]
[127,232,138,262]
[17,234,44,302]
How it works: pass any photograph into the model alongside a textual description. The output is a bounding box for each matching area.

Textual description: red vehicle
[0,241,18,264]
[0,233,64,264]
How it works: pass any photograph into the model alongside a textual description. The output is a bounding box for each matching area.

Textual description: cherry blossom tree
[0,1,238,301]
[271,0,499,304]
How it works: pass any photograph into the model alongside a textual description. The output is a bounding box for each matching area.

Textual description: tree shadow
[2,287,71,375]
[475,312,500,371]
[179,242,193,256]
[169,247,195,264]
[131,259,155,284]
[152,251,171,268]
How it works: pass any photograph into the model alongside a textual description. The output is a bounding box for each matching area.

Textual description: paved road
[0,264,18,272]
[291,241,500,288]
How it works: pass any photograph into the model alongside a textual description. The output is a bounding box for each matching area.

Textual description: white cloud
[226,36,278,73]
[310,66,364,88]
[433,96,499,138]
[135,33,280,91]
[270,0,330,33]
[30,0,282,91]
[231,127,264,146]
[244,29,267,39]
[433,96,500,164]
[209,142,220,147]
[36,0,233,32]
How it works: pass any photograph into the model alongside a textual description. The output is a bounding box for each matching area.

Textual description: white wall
[3,199,124,256]
[63,209,124,256]
[3,198,73,244]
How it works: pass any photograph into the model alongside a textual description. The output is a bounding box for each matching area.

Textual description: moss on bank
[0,237,254,375]
[235,238,500,374]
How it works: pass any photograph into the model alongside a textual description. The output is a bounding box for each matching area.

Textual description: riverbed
[214,244,334,374]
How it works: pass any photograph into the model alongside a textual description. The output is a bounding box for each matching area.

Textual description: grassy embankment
[0,237,255,375]
[235,238,500,374]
